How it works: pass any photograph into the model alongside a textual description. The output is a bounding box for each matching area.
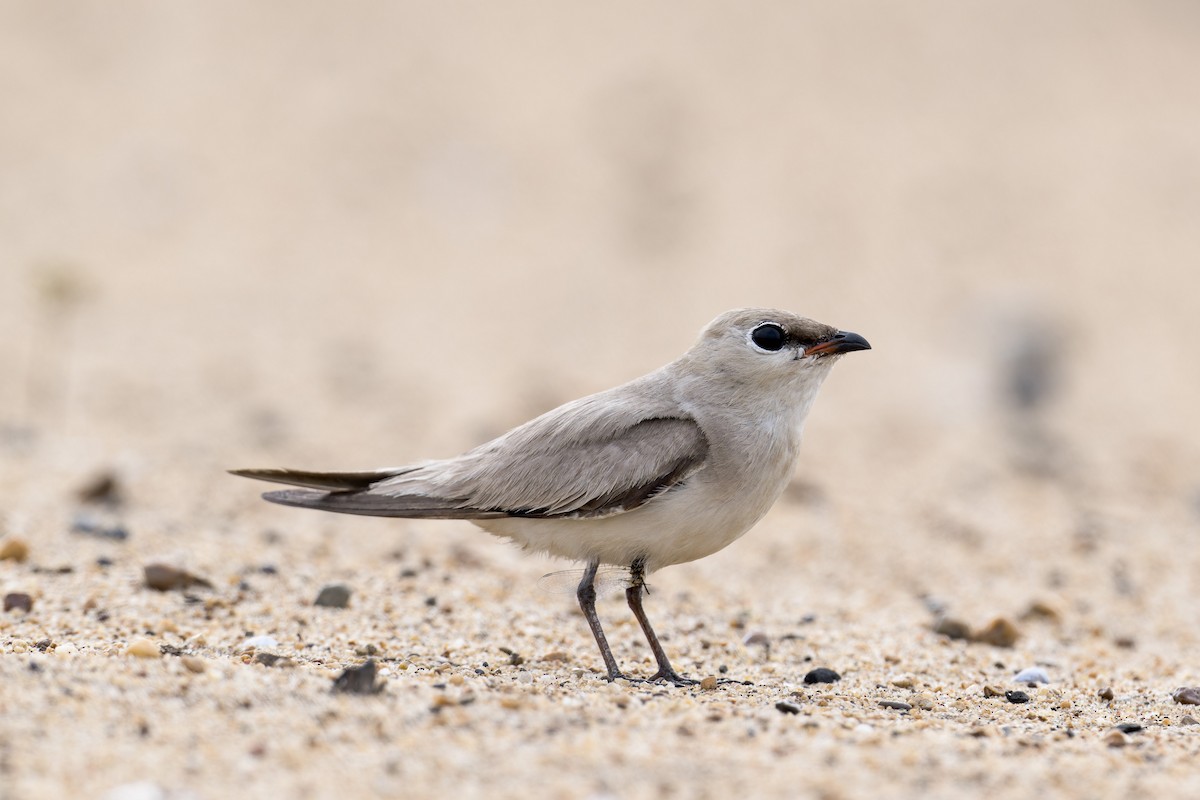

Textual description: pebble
[1005,690,1030,704]
[4,592,33,613]
[1172,687,1200,705]
[1103,729,1129,748]
[332,659,383,695]
[932,616,971,641]
[1020,600,1061,623]
[240,635,279,651]
[126,638,160,658]
[972,618,1020,648]
[0,538,30,562]
[700,676,719,691]
[742,631,770,647]
[1098,687,1115,701]
[314,584,351,608]
[775,701,801,715]
[1013,667,1050,685]
[71,512,129,541]
[253,653,295,668]
[1115,722,1142,734]
[181,656,207,674]
[803,668,841,685]
[983,685,1005,698]
[910,693,936,711]
[879,700,912,711]
[889,676,915,689]
[516,671,533,684]
[143,563,212,591]
[1180,715,1199,725]
[76,470,124,506]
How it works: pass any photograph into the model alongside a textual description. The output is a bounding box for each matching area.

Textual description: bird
[232,308,870,685]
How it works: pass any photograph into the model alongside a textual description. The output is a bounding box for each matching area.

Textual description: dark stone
[4,593,33,613]
[76,471,123,506]
[314,584,351,609]
[803,668,841,684]
[332,659,383,695]
[1172,687,1200,705]
[932,616,972,641]
[144,563,213,592]
[1005,690,1030,704]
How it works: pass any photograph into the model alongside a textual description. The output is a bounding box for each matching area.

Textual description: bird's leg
[576,559,627,682]
[625,558,698,686]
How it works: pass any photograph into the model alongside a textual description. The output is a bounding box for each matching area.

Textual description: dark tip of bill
[833,331,871,352]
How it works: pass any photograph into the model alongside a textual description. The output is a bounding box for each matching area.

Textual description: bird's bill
[806,330,871,357]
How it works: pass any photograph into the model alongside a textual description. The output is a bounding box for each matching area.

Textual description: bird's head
[683,308,871,403]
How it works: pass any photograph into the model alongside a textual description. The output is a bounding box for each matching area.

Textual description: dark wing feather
[229,467,414,492]
[259,488,509,519]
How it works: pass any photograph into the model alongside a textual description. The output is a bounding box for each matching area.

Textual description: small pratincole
[233,308,870,685]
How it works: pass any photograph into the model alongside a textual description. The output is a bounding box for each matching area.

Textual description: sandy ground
[3,2,1200,798]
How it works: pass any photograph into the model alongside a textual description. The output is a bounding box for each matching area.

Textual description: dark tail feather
[229,468,407,492]
[261,488,507,520]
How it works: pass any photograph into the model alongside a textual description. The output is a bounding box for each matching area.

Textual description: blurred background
[2,1,1199,639]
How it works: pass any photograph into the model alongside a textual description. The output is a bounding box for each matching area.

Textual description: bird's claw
[647,669,700,687]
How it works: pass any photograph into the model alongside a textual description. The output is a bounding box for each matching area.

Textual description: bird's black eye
[750,323,786,352]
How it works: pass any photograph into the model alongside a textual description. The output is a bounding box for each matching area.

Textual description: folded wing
[232,404,709,521]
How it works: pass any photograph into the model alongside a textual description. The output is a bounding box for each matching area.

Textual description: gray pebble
[775,701,801,715]
[71,512,129,541]
[314,584,352,609]
[332,659,383,695]
[1005,690,1030,704]
[1172,687,1200,705]
[879,700,912,711]
[932,616,971,641]
[253,653,295,668]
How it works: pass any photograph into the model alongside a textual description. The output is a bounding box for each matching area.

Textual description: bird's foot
[646,668,700,687]
[602,670,644,684]
[600,669,752,688]
[601,669,695,687]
